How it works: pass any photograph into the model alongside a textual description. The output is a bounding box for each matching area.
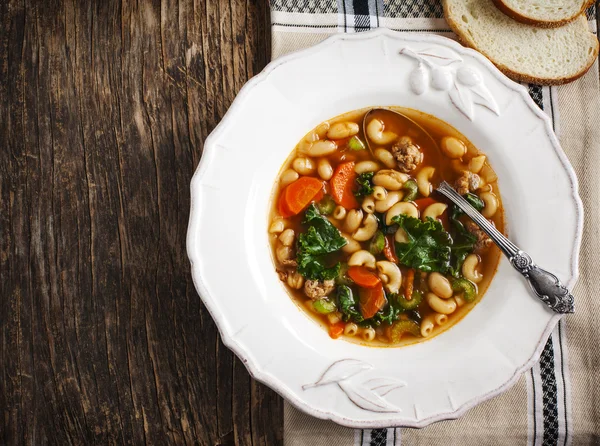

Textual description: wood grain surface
[0,0,281,444]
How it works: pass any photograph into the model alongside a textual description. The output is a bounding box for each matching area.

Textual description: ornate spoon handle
[436,181,574,314]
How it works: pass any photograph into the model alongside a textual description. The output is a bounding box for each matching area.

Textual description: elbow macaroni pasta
[416,166,435,197]
[426,293,457,315]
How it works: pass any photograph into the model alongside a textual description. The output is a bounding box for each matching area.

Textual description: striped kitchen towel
[270,1,600,445]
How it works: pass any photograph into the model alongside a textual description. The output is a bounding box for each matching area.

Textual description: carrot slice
[404,268,415,300]
[383,235,399,263]
[330,162,359,209]
[348,266,381,288]
[413,197,437,210]
[329,321,346,339]
[359,283,387,319]
[278,191,294,218]
[282,177,324,216]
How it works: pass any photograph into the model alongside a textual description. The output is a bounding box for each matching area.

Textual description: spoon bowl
[362,107,440,155]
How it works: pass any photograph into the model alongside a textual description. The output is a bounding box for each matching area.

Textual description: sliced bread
[492,0,594,28]
[444,0,599,85]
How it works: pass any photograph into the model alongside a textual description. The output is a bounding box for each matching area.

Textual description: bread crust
[491,0,595,29]
[443,1,599,85]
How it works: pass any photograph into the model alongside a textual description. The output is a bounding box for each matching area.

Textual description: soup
[269,107,503,347]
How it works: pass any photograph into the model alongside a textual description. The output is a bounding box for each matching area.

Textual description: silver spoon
[362,108,440,154]
[436,181,574,314]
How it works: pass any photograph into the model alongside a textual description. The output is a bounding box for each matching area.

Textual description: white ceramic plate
[187,29,582,428]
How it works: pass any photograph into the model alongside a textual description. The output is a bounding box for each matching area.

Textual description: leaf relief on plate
[303,359,406,413]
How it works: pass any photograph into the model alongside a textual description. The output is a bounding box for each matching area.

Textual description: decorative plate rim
[186,28,583,428]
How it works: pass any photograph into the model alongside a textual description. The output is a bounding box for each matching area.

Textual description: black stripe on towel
[558,321,569,446]
[353,0,371,33]
[540,337,559,445]
[383,0,444,19]
[529,85,543,109]
[370,428,387,446]
[353,0,369,15]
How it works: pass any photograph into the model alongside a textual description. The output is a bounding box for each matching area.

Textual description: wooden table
[0,1,282,444]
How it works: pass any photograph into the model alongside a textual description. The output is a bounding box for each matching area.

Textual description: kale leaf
[354,172,374,198]
[392,214,453,273]
[449,192,484,220]
[297,204,347,281]
[368,301,403,326]
[337,285,364,323]
[391,195,483,276]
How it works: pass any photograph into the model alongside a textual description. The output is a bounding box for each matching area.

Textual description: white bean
[276,245,292,264]
[373,170,409,191]
[305,140,337,157]
[269,220,285,234]
[374,148,397,168]
[317,158,334,180]
[355,161,380,174]
[440,136,467,159]
[279,169,299,187]
[269,218,285,234]
[292,157,315,175]
[298,132,318,152]
[278,229,295,247]
[327,121,359,140]
[315,122,330,139]
[427,272,453,299]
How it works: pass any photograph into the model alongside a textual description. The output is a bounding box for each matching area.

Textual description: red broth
[269,107,503,347]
